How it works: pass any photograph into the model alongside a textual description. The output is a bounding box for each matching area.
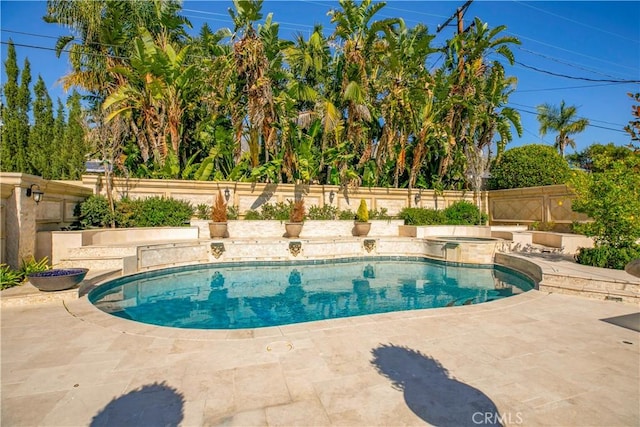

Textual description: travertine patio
[2,279,638,426]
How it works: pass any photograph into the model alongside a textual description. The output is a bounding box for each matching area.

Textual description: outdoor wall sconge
[414,192,421,205]
[224,188,230,201]
[329,191,335,204]
[26,184,44,204]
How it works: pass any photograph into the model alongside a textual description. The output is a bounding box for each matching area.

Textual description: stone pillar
[5,183,37,269]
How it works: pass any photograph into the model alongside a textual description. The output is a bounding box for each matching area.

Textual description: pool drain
[266,341,294,353]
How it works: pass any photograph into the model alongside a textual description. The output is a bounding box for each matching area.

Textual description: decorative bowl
[27,268,89,292]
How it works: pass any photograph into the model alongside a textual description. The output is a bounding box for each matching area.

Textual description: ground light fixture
[26,184,44,204]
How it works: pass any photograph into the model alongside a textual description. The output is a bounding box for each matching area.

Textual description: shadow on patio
[90,381,184,427]
[371,343,503,427]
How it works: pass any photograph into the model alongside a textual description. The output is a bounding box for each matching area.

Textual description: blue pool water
[89,257,535,329]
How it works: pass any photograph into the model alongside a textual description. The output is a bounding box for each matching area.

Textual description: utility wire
[509,102,626,127]
[512,106,627,134]
[513,61,640,83]
[514,46,632,80]
[508,31,638,73]
[512,0,639,44]
[517,82,632,93]
[0,40,127,60]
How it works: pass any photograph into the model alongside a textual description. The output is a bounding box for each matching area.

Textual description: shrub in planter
[77,195,112,228]
[289,199,306,223]
[307,205,340,220]
[356,199,369,223]
[443,201,487,225]
[260,202,291,221]
[398,207,446,225]
[209,190,228,238]
[129,196,194,227]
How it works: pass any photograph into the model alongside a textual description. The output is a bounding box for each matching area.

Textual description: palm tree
[103,30,198,165]
[376,22,435,187]
[329,0,400,185]
[437,18,520,187]
[536,100,589,156]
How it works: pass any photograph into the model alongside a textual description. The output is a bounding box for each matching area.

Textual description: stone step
[66,245,138,259]
[57,255,137,275]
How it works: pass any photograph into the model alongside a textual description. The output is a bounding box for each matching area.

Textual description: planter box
[531,231,594,254]
[399,225,491,238]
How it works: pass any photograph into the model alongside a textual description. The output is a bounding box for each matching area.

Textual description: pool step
[66,245,138,258]
[57,255,137,275]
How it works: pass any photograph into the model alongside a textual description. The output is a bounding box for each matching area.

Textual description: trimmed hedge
[77,195,193,228]
[398,201,486,225]
[489,144,571,190]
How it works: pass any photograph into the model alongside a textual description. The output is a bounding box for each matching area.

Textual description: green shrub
[78,195,112,228]
[259,202,291,221]
[398,207,446,225]
[575,245,640,270]
[113,197,139,228]
[1,264,24,290]
[195,204,211,220]
[356,200,369,222]
[307,205,340,220]
[129,196,194,227]
[244,210,261,220]
[570,153,640,269]
[369,207,391,220]
[570,155,640,248]
[442,201,487,225]
[339,209,355,220]
[227,205,239,220]
[489,145,571,190]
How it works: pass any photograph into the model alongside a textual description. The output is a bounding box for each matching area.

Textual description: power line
[513,61,640,83]
[517,82,632,93]
[522,127,552,145]
[509,102,626,127]
[512,0,639,44]
[508,31,638,73]
[514,46,633,81]
[0,40,127,60]
[512,106,627,134]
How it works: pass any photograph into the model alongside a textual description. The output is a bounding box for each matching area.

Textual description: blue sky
[1,0,639,155]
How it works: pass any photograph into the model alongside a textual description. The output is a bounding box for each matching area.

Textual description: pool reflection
[90,260,534,329]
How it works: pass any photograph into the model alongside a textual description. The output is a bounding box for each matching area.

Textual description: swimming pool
[89,257,535,329]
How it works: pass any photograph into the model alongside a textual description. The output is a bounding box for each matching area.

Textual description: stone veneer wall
[81,175,478,216]
[488,184,588,232]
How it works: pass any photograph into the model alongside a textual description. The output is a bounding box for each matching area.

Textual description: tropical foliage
[3,0,524,191]
[536,100,588,157]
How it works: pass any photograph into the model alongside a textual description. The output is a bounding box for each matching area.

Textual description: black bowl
[27,268,89,292]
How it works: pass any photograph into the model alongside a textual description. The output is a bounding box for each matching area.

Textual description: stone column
[5,180,37,269]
